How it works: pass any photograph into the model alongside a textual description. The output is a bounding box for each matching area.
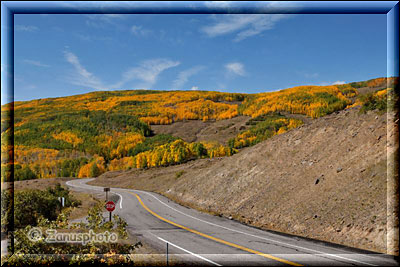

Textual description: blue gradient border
[1,0,399,259]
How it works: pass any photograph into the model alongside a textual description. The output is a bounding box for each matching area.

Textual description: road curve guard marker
[131,192,302,266]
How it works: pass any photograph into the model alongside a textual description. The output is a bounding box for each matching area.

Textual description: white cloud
[130,25,152,37]
[190,86,199,91]
[172,66,204,89]
[332,80,346,85]
[15,25,38,32]
[318,81,347,86]
[75,33,112,42]
[303,72,319,79]
[64,51,180,90]
[202,14,288,42]
[217,82,227,89]
[120,59,180,89]
[64,51,107,90]
[22,59,50,67]
[85,14,124,28]
[225,62,246,76]
[24,84,37,90]
[103,14,124,18]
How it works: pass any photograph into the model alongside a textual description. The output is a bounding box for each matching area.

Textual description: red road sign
[105,201,115,212]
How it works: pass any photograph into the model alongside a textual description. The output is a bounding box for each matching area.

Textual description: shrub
[175,170,185,179]
[359,89,387,114]
[14,165,37,181]
[14,189,60,228]
[12,184,81,229]
[5,203,141,265]
[229,114,303,149]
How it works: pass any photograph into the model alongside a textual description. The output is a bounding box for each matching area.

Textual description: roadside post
[104,187,110,201]
[166,242,169,266]
[57,197,65,213]
[105,200,115,222]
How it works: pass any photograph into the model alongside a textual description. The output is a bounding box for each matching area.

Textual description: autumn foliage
[78,156,106,178]
[1,77,392,180]
[239,85,356,119]
[228,114,303,149]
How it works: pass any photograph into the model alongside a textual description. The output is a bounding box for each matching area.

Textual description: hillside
[1,77,391,182]
[89,105,397,254]
[1,76,397,254]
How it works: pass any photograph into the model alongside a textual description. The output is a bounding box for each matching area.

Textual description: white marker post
[57,197,65,212]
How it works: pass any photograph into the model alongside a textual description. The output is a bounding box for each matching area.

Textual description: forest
[0,77,393,181]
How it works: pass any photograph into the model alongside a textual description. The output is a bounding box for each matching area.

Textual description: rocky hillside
[90,106,397,254]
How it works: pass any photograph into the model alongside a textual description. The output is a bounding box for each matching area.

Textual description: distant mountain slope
[0,77,391,181]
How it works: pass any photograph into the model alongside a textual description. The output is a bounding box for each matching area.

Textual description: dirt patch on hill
[151,116,250,145]
[90,107,397,254]
[8,177,73,191]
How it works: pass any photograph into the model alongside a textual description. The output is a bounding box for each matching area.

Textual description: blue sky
[7,11,387,102]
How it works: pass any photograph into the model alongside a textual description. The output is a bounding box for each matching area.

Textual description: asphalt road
[66,178,398,266]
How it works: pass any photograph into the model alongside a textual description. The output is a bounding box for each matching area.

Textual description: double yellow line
[131,192,302,266]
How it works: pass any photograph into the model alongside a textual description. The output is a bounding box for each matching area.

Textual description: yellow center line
[131,192,303,266]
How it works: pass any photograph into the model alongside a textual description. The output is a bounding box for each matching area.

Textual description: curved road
[66,178,397,266]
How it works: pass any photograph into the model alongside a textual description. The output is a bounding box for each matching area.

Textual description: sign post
[104,188,110,201]
[105,201,115,222]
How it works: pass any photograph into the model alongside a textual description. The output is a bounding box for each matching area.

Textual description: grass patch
[175,170,185,179]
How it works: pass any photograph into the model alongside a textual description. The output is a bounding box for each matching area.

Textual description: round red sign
[105,201,115,212]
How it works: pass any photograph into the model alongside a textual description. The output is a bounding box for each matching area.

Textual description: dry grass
[68,191,100,221]
[9,177,73,191]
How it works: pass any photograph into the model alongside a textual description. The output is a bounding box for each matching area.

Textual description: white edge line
[155,235,222,266]
[113,192,123,209]
[131,189,378,267]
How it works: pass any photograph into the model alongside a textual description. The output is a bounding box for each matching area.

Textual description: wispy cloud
[24,84,37,90]
[85,14,124,28]
[202,14,288,42]
[172,66,204,89]
[75,33,112,42]
[130,25,153,37]
[64,51,180,90]
[225,62,246,76]
[15,25,38,32]
[64,51,107,90]
[103,14,124,18]
[22,59,50,68]
[120,59,180,89]
[304,72,319,79]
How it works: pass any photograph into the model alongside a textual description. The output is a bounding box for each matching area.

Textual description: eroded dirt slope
[151,115,250,145]
[91,107,397,254]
